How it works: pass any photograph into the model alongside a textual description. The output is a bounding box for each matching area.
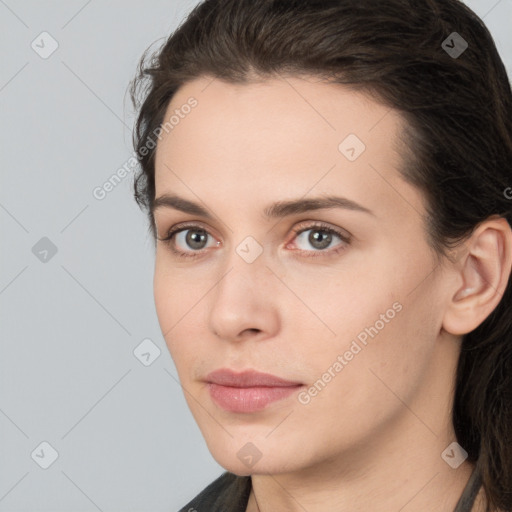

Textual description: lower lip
[207,383,302,413]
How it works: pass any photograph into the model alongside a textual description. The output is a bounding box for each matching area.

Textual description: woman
[129,0,512,510]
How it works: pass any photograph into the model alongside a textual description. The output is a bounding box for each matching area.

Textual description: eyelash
[157,222,351,260]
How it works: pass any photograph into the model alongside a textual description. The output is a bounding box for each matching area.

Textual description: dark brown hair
[129,1,512,510]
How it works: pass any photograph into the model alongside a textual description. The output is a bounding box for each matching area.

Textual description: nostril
[242,328,261,336]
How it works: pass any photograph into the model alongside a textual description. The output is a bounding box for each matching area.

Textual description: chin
[208,442,304,477]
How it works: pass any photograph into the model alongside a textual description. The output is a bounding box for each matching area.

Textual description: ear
[442,217,512,336]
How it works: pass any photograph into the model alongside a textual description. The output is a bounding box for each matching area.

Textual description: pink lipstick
[205,369,303,413]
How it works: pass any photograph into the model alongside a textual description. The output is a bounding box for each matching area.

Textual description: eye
[157,224,220,258]
[158,221,351,259]
[175,228,213,251]
[288,223,350,256]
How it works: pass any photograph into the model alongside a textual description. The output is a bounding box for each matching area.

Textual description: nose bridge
[218,233,270,294]
[213,240,269,309]
[208,238,279,340]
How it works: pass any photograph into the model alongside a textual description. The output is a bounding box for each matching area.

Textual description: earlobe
[442,218,512,336]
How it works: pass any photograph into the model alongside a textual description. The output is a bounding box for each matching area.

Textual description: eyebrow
[152,194,374,219]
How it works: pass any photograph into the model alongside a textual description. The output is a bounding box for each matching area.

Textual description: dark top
[178,464,482,512]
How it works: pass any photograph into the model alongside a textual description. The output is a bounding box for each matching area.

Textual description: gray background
[1,1,511,511]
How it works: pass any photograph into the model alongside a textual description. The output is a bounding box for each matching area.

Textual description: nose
[207,248,281,343]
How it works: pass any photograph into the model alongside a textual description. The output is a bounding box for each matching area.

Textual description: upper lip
[205,369,303,388]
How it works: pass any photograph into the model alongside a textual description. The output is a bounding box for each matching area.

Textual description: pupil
[309,230,332,249]
[186,230,208,249]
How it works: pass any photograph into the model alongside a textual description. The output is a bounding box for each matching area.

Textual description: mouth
[204,369,304,413]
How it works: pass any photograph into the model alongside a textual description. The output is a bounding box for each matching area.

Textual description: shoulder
[177,471,252,512]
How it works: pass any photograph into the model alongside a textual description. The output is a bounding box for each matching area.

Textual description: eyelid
[158,221,218,241]
[284,221,351,257]
[157,221,221,259]
[288,220,352,241]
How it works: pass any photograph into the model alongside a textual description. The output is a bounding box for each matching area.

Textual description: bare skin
[152,75,512,512]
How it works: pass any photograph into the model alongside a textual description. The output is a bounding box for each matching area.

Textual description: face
[153,75,451,476]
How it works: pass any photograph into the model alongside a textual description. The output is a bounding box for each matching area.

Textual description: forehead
[157,75,401,162]
[153,75,423,223]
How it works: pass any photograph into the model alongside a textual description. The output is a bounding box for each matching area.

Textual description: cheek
[153,255,206,334]
[153,257,216,370]
[288,251,439,392]
[153,263,175,335]
[294,306,435,449]
[153,262,189,359]
[323,286,438,418]
[279,262,397,347]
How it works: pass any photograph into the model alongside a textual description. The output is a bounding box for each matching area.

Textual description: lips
[205,369,302,387]
[204,369,303,413]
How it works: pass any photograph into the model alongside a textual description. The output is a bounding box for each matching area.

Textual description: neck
[248,440,480,512]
